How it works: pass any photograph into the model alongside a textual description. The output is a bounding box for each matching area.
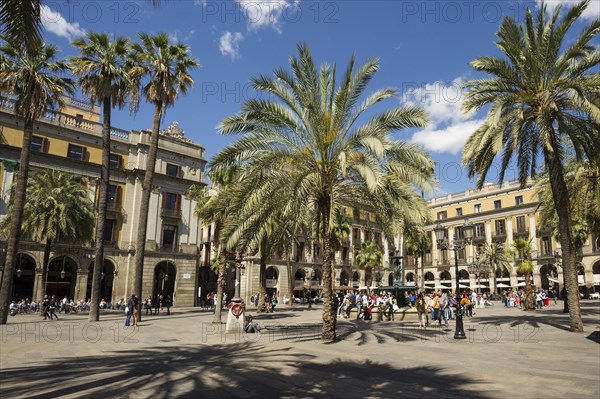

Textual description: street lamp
[60,255,66,279]
[16,253,22,278]
[234,254,244,298]
[434,219,474,340]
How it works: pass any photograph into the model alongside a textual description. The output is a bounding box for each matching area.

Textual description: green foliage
[462,0,600,188]
[1,170,94,243]
[535,158,600,248]
[0,39,74,122]
[70,32,134,111]
[479,242,513,275]
[354,240,383,270]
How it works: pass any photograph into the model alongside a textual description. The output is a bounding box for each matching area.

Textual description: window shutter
[161,192,166,210]
[82,147,88,161]
[176,194,181,212]
[118,155,124,168]
[42,138,50,153]
[116,185,122,208]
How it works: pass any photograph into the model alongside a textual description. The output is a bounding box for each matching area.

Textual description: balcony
[513,229,529,238]
[161,208,182,219]
[492,233,507,242]
[107,202,122,214]
[536,228,551,237]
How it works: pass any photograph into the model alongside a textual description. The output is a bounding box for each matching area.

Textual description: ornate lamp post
[434,219,474,340]
[390,248,406,306]
[234,254,245,298]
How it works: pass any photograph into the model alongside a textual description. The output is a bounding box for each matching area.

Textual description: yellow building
[413,180,600,295]
[0,96,207,306]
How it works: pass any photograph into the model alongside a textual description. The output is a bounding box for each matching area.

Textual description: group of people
[9,296,92,318]
[501,289,557,309]
[337,291,397,320]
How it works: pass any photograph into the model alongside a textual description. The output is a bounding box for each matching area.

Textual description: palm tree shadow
[0,344,493,399]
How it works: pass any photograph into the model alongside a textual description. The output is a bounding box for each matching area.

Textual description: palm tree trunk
[320,198,336,342]
[543,138,583,332]
[257,242,267,312]
[524,272,534,311]
[212,249,226,324]
[0,121,33,324]
[89,97,111,322]
[133,101,163,322]
[35,238,52,301]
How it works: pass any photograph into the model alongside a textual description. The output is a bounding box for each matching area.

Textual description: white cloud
[404,78,483,154]
[236,0,300,33]
[168,30,196,44]
[40,4,85,40]
[410,119,485,155]
[537,0,600,20]
[219,31,244,60]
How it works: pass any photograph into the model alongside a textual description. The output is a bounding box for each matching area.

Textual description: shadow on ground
[0,343,492,399]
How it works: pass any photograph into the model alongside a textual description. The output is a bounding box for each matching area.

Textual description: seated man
[243,315,262,333]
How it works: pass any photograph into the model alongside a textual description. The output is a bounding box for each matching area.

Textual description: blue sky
[39,0,600,195]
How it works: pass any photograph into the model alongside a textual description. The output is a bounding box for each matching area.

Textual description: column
[74,269,89,302]
[507,217,514,246]
[485,222,492,245]
[529,215,537,251]
[33,268,44,300]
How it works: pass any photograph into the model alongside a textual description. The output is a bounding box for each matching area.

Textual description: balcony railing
[1,96,130,142]
[161,208,182,218]
[492,233,507,242]
[513,229,529,238]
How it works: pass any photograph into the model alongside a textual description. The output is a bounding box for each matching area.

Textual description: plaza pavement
[0,300,599,399]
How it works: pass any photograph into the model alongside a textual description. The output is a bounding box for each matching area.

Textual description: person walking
[48,295,59,320]
[165,295,172,315]
[125,294,139,326]
[416,292,428,329]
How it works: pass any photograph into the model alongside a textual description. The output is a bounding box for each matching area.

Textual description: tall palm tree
[0,0,41,55]
[0,40,74,324]
[536,157,600,248]
[354,241,383,271]
[404,227,432,291]
[0,0,162,56]
[461,0,600,332]
[70,32,132,322]
[513,238,535,310]
[129,33,198,319]
[211,43,434,341]
[479,242,513,289]
[1,170,95,299]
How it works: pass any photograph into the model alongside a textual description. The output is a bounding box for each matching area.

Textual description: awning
[434,284,450,289]
[548,277,559,283]
[496,283,511,288]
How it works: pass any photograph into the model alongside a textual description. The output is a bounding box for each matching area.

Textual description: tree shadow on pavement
[0,343,493,399]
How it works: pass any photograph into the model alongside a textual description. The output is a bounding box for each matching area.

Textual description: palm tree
[210,43,434,341]
[129,33,198,319]
[0,40,74,324]
[190,180,233,324]
[1,170,95,299]
[0,0,42,55]
[536,158,600,249]
[461,0,600,332]
[404,227,432,291]
[0,0,161,55]
[70,32,132,322]
[479,242,513,290]
[354,241,383,271]
[513,238,535,310]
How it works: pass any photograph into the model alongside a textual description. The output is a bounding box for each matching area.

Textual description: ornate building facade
[419,180,600,296]
[0,97,207,306]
